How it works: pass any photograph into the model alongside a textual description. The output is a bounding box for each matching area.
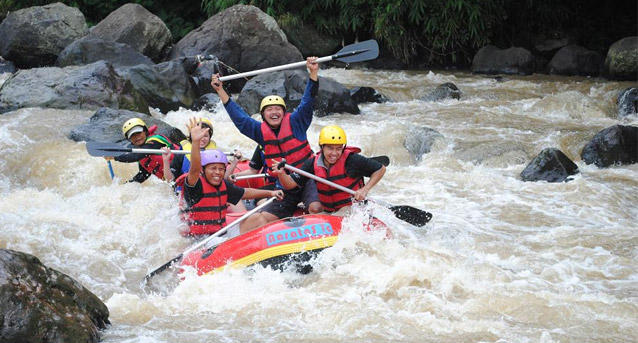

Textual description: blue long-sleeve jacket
[223,78,319,144]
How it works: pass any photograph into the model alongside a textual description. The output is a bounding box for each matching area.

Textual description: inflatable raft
[180,214,389,275]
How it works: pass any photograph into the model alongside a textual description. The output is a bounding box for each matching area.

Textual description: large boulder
[56,38,154,68]
[520,148,579,182]
[547,45,603,76]
[404,127,444,161]
[0,3,88,68]
[236,70,358,117]
[472,45,535,75]
[0,61,149,114]
[69,107,185,144]
[0,249,109,343]
[617,87,638,119]
[603,36,638,81]
[281,23,342,57]
[120,61,197,113]
[169,5,303,91]
[581,125,638,168]
[83,3,172,62]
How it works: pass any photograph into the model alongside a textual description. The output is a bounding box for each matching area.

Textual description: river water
[1,69,637,342]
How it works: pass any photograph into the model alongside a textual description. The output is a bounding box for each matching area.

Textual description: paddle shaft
[129,148,232,156]
[144,197,276,280]
[234,173,268,180]
[283,164,357,196]
[107,160,115,179]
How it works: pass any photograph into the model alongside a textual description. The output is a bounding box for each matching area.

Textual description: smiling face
[321,144,344,167]
[203,163,226,186]
[262,105,285,128]
[128,131,147,146]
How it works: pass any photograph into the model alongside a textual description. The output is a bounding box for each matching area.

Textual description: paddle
[216,40,379,81]
[143,196,277,282]
[280,162,432,227]
[107,160,115,179]
[234,173,268,181]
[86,141,232,158]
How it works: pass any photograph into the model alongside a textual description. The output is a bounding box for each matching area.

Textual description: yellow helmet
[122,118,147,139]
[318,125,347,145]
[260,95,286,112]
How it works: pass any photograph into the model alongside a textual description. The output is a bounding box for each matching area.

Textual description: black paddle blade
[370,155,390,166]
[86,141,131,157]
[333,40,379,63]
[389,205,432,227]
[144,253,183,281]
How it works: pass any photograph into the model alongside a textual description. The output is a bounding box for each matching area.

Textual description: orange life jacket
[261,113,312,177]
[176,174,228,236]
[313,147,365,212]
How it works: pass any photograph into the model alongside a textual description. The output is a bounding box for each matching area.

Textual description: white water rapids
[1,69,637,342]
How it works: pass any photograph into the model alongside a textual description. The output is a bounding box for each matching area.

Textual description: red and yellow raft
[180,214,389,275]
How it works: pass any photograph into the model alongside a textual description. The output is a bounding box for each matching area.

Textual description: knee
[308,202,323,214]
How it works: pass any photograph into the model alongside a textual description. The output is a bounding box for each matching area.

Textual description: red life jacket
[261,113,312,177]
[176,174,228,236]
[138,126,179,179]
[313,147,365,212]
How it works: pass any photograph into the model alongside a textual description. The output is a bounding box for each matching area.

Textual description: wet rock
[190,57,234,97]
[350,86,389,104]
[0,56,16,74]
[193,93,222,112]
[547,45,603,76]
[282,24,341,57]
[421,83,461,102]
[617,87,638,119]
[169,5,302,92]
[56,38,154,68]
[533,38,571,60]
[68,107,185,144]
[119,61,197,113]
[472,45,535,75]
[521,148,579,182]
[603,36,638,81]
[0,61,148,114]
[404,127,444,161]
[83,3,172,62]
[0,3,88,68]
[581,124,638,168]
[236,69,358,117]
[0,249,109,343]
[456,141,529,167]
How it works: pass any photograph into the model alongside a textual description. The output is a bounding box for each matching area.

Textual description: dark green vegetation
[1,0,636,67]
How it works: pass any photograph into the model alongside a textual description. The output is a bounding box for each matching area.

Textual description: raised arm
[186,123,210,186]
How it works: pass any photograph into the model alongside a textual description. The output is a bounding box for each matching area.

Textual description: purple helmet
[200,149,228,166]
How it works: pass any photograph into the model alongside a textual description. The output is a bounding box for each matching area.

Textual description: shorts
[261,179,320,218]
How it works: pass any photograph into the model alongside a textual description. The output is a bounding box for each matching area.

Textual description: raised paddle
[86,141,233,158]
[143,196,277,282]
[280,163,432,227]
[213,40,379,81]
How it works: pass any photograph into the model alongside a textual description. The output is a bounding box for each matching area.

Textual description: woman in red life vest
[275,125,386,216]
[179,122,283,236]
[106,117,179,183]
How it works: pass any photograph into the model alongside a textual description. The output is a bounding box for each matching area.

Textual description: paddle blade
[333,40,379,63]
[86,141,131,157]
[370,155,390,166]
[389,205,432,227]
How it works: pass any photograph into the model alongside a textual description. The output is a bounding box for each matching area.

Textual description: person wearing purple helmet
[177,121,283,237]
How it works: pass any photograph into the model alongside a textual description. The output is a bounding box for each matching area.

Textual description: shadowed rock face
[0,249,110,343]
[169,4,303,91]
[0,3,88,68]
[603,36,638,81]
[0,61,149,114]
[521,148,579,182]
[581,125,638,168]
[472,45,535,75]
